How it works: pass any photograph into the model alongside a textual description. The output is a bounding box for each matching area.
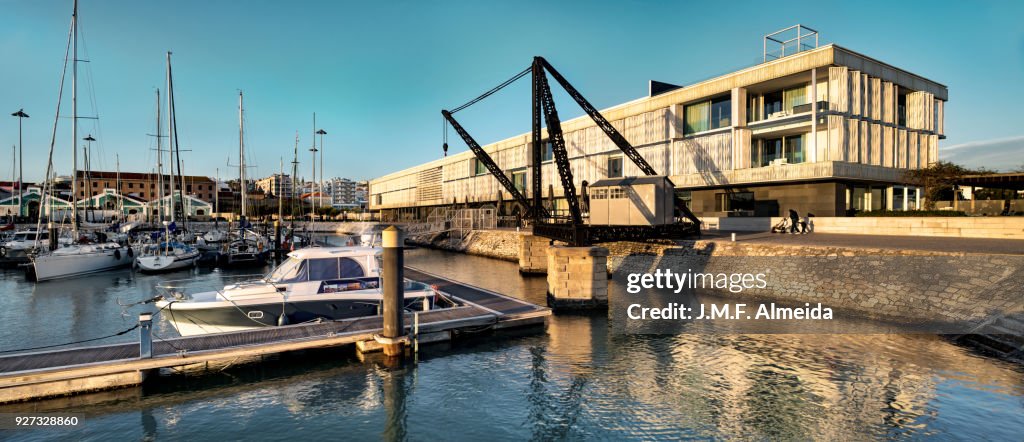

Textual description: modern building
[254,173,294,198]
[325,177,367,209]
[369,29,945,220]
[74,171,218,205]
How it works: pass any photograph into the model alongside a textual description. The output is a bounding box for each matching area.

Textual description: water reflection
[0,246,1022,440]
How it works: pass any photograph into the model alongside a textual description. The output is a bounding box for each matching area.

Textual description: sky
[1,0,1022,184]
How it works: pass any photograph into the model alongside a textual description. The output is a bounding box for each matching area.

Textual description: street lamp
[11,109,29,218]
[316,128,327,210]
[83,134,96,221]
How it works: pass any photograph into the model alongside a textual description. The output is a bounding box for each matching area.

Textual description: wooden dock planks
[0,267,549,403]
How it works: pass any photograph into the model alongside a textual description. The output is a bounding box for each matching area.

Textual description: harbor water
[1,240,1023,440]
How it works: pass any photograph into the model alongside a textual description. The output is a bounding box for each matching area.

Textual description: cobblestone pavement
[714,231,1024,255]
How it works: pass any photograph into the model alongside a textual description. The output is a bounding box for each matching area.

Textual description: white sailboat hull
[29,244,134,281]
[136,251,199,273]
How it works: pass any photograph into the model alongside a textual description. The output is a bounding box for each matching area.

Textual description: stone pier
[546,246,609,310]
[519,234,551,274]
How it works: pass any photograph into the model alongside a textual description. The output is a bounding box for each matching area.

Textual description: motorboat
[155,246,443,336]
[27,241,134,281]
[136,241,200,273]
[0,229,71,264]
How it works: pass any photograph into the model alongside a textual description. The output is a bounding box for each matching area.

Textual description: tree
[904,161,992,209]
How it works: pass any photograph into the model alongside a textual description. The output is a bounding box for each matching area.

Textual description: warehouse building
[369,30,946,221]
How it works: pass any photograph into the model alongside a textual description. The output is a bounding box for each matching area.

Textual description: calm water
[1,243,1023,441]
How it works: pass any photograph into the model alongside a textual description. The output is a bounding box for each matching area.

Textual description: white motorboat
[27,242,134,281]
[136,241,200,273]
[155,246,443,336]
[0,229,71,263]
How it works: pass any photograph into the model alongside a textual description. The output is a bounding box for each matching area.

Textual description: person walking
[788,209,800,234]
[800,213,810,234]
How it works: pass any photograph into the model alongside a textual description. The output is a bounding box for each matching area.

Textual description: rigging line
[449,66,531,114]
[0,324,139,354]
[34,13,74,246]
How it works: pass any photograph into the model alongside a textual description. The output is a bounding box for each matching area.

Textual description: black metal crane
[443,57,701,246]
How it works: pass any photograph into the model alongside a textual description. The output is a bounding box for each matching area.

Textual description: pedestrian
[788,209,799,234]
[800,213,810,234]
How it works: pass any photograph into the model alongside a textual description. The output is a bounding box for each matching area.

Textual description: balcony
[670,161,908,189]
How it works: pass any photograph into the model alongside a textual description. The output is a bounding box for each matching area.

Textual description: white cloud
[939,135,1024,171]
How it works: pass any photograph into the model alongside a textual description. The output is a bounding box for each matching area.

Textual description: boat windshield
[268,257,306,283]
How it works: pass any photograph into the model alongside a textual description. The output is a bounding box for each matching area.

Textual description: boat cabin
[268,246,381,284]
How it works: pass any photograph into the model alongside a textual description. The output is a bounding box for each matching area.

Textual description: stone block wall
[519,234,552,274]
[609,240,1024,328]
[546,246,609,309]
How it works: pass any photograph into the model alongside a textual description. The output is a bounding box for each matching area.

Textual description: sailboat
[221,91,269,267]
[27,0,134,282]
[135,54,199,273]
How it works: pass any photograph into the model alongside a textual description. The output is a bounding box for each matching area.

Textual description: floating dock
[0,266,550,403]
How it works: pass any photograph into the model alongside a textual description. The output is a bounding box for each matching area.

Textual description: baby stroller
[771,218,790,233]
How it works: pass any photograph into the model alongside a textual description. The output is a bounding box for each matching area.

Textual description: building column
[810,67,818,163]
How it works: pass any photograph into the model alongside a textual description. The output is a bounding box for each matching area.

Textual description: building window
[897,93,907,127]
[470,158,488,176]
[714,191,754,213]
[92,181,98,188]
[752,135,804,167]
[784,135,804,164]
[512,171,527,192]
[128,183,134,189]
[540,142,554,163]
[591,188,607,200]
[684,96,731,135]
[607,156,623,178]
[608,187,625,199]
[762,85,807,118]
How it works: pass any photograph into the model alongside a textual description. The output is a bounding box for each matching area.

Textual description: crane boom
[441,110,546,218]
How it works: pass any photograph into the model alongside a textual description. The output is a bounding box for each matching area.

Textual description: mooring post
[48,222,58,251]
[381,225,406,357]
[139,312,153,359]
[274,220,282,263]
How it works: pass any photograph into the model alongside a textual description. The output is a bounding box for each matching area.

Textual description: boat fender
[277,313,290,326]
[127,247,134,258]
[114,249,121,260]
[0,246,5,257]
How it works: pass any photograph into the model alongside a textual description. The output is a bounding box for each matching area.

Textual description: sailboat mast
[238,91,247,220]
[166,52,174,224]
[116,154,122,217]
[71,0,78,237]
[155,89,163,223]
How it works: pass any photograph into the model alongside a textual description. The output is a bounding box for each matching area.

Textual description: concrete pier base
[519,234,550,274]
[546,245,609,310]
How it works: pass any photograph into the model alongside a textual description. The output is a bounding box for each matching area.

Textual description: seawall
[409,229,1024,329]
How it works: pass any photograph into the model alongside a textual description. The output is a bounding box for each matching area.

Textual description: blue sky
[1,0,1022,183]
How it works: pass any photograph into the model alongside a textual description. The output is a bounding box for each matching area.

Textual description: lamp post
[316,128,327,211]
[11,109,29,218]
[309,114,317,222]
[83,134,96,222]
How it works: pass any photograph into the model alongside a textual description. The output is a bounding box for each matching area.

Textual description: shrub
[853,210,967,217]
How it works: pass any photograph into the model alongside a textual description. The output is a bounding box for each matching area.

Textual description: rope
[0,324,139,354]
[449,66,530,114]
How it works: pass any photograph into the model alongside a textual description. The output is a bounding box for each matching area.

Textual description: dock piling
[380,226,406,357]
[48,222,58,251]
[274,220,282,262]
[139,313,153,359]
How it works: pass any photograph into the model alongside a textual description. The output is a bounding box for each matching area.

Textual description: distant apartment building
[74,171,217,205]
[370,32,946,219]
[254,173,294,197]
[325,178,367,208]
